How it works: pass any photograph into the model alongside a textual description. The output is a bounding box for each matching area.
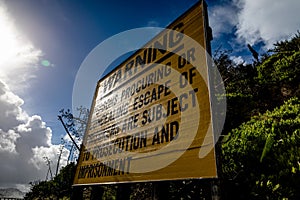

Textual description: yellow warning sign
[74,0,217,185]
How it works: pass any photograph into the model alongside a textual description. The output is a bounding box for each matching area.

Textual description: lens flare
[41,60,50,67]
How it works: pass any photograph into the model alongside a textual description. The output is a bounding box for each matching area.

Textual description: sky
[0,0,299,192]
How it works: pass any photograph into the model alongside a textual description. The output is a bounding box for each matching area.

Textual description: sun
[0,7,20,68]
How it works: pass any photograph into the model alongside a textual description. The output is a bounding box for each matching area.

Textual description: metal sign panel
[74,0,217,185]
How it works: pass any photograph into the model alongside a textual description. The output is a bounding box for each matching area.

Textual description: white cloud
[0,129,20,154]
[0,81,27,132]
[230,55,246,65]
[209,3,239,38]
[236,0,300,48]
[0,80,69,188]
[30,145,69,171]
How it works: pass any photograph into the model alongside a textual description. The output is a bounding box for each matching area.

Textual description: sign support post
[71,186,83,200]
[116,184,131,200]
[90,185,104,200]
[152,181,169,200]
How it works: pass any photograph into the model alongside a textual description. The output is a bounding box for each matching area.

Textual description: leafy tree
[213,50,257,133]
[25,181,54,200]
[52,162,77,198]
[24,163,76,200]
[216,33,300,199]
[214,33,300,134]
[272,31,300,53]
[221,97,300,199]
[256,43,300,112]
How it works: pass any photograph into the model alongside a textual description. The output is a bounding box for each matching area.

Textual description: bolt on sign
[74,0,218,185]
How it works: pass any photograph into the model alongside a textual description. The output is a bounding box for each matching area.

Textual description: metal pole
[58,115,80,151]
[55,144,64,177]
[44,157,53,180]
[67,144,74,164]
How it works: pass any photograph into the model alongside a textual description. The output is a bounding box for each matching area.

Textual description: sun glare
[0,7,20,67]
[0,6,42,77]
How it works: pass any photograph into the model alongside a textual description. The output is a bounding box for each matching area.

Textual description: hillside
[0,188,25,199]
